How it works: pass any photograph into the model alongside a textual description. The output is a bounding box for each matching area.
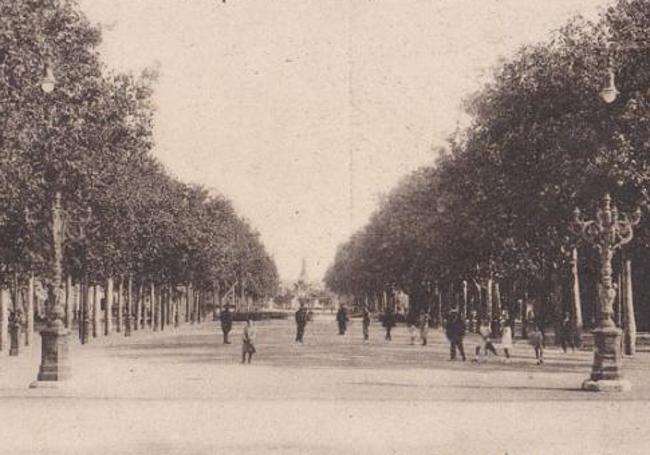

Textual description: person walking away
[362,306,371,342]
[474,320,498,361]
[501,318,513,361]
[418,311,430,346]
[560,313,575,353]
[241,319,256,364]
[219,305,233,344]
[446,311,466,361]
[295,303,308,343]
[529,323,544,365]
[382,307,396,341]
[336,305,349,335]
[406,310,417,345]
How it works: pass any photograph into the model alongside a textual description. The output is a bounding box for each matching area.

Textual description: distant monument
[298,257,309,284]
[292,258,315,309]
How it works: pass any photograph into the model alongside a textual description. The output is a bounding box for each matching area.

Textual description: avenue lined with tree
[326,0,650,361]
[0,0,278,380]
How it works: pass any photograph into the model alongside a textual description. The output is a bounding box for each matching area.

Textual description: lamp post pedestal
[31,321,71,385]
[582,325,630,392]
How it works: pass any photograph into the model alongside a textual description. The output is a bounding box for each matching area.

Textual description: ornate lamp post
[30,62,72,387]
[573,194,641,392]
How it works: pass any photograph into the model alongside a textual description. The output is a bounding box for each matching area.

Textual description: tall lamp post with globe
[568,46,647,392]
[30,61,72,387]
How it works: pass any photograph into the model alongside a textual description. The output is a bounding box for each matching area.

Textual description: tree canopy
[0,0,279,299]
[325,0,650,323]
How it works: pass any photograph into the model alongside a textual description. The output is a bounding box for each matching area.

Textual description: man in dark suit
[220,305,233,344]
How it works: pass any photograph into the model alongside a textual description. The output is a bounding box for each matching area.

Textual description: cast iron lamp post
[573,194,641,391]
[30,62,72,387]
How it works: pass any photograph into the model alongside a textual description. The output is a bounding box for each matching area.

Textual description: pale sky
[78,0,610,282]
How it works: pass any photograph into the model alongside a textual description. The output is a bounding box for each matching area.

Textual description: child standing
[474,320,498,361]
[241,319,256,364]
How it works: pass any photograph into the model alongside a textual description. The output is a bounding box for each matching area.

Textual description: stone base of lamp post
[582,325,631,392]
[29,323,71,387]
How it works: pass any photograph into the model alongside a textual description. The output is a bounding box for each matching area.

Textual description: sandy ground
[1,316,649,454]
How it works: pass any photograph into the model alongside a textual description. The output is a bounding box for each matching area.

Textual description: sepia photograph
[1,0,650,453]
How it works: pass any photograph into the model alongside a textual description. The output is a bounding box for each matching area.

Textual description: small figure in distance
[406,310,417,345]
[501,318,513,361]
[560,313,576,353]
[474,319,498,362]
[528,322,544,365]
[295,302,308,343]
[336,304,349,335]
[220,305,233,344]
[418,310,430,346]
[241,318,256,364]
[362,306,371,342]
[446,310,466,361]
[382,306,396,341]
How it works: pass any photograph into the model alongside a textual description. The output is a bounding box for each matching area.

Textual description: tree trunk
[134,282,142,331]
[65,275,72,329]
[461,280,468,320]
[435,283,442,328]
[105,278,113,336]
[160,285,166,331]
[570,247,583,330]
[486,277,493,323]
[151,282,158,331]
[117,278,123,333]
[83,280,92,344]
[189,284,195,323]
[166,284,172,326]
[0,288,9,351]
[616,271,623,328]
[493,281,501,319]
[182,285,187,323]
[92,285,99,338]
[125,275,132,336]
[26,273,35,346]
[623,257,636,356]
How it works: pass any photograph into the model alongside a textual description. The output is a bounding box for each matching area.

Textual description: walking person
[501,318,513,361]
[474,319,498,361]
[445,311,466,361]
[382,307,396,341]
[560,313,576,353]
[219,305,233,344]
[529,322,544,365]
[295,303,308,343]
[362,306,371,342]
[406,311,417,345]
[418,310,430,346]
[336,305,349,335]
[241,319,256,364]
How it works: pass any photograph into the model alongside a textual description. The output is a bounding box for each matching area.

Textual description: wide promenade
[1,315,649,454]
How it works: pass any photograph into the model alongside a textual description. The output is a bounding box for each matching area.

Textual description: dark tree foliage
[0,0,279,298]
[326,1,650,326]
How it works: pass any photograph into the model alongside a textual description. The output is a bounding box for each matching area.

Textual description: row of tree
[326,0,650,343]
[0,0,279,347]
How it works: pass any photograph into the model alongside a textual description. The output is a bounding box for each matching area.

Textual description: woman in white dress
[501,319,513,360]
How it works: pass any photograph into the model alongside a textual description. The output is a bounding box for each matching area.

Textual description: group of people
[219,305,256,364]
[218,303,563,366]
